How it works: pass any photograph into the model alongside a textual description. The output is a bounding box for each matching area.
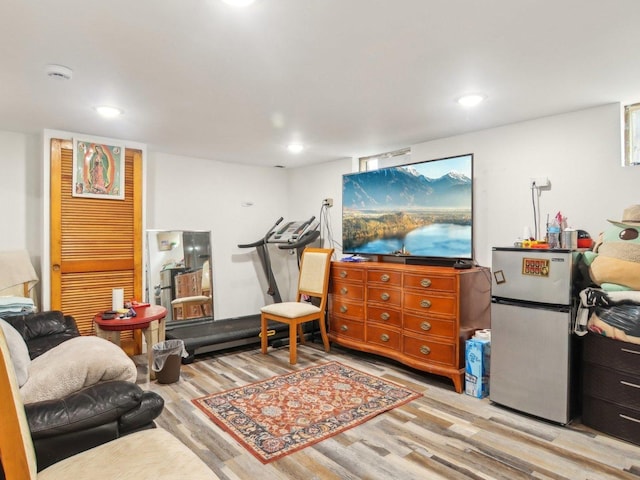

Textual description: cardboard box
[465,337,491,398]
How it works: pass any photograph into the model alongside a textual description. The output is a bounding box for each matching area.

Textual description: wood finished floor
[137,342,640,480]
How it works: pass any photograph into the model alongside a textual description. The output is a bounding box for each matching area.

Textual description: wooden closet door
[50,139,143,343]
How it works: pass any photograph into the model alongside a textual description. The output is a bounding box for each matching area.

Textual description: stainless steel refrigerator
[490,247,578,424]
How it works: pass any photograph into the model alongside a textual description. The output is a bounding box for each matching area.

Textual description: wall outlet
[322,198,333,207]
[529,177,550,189]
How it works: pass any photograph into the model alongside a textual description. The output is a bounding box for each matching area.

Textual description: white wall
[287,156,351,255]
[2,102,638,318]
[290,103,639,269]
[0,130,43,282]
[145,152,296,319]
[411,103,636,266]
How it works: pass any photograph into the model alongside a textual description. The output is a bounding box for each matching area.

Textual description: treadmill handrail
[237,238,265,249]
[277,229,320,250]
[237,217,283,249]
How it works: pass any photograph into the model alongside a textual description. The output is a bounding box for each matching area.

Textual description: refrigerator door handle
[492,297,571,313]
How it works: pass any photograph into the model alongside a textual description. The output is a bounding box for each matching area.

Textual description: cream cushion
[20,335,136,403]
[171,295,210,304]
[0,318,31,386]
[38,428,215,479]
[260,302,320,318]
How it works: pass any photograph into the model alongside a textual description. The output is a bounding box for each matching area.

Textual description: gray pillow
[0,318,31,386]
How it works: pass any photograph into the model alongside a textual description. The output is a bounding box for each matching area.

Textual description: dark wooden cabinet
[582,333,640,446]
[328,262,491,392]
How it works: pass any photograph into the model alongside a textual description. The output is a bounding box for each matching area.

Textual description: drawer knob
[380,274,390,282]
[420,299,432,308]
[380,333,390,342]
[420,321,431,331]
[340,270,348,278]
[380,292,390,301]
[420,278,432,288]
[380,312,390,321]
[340,324,348,332]
[340,305,348,313]
[340,287,348,295]
[420,345,431,355]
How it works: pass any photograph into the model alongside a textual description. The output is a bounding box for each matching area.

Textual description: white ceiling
[2,0,640,168]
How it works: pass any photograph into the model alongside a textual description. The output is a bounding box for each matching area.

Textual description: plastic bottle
[548,221,560,249]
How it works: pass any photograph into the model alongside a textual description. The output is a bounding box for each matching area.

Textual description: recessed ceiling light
[46,64,73,81]
[94,105,124,118]
[457,94,486,107]
[222,0,256,6]
[287,143,304,154]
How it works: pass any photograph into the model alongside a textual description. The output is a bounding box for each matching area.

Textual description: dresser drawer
[331,265,365,282]
[367,305,402,327]
[583,364,640,410]
[583,333,640,375]
[367,269,402,286]
[582,396,640,446]
[366,324,401,350]
[403,334,456,366]
[367,286,402,306]
[330,280,364,301]
[329,298,364,321]
[403,291,456,316]
[330,317,365,342]
[403,312,455,339]
[404,272,456,293]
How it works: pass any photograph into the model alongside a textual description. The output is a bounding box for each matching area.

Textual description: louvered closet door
[50,139,143,344]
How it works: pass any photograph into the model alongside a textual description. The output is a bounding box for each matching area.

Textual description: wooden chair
[260,247,334,364]
[171,261,211,320]
[0,328,214,479]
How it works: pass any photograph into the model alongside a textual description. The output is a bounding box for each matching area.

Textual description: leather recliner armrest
[25,380,153,439]
[119,390,165,434]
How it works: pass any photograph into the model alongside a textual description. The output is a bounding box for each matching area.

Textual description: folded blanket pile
[0,296,35,314]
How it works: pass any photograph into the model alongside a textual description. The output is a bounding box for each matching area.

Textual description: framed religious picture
[72,138,125,199]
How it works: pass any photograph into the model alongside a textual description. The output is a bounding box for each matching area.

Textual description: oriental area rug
[192,361,422,463]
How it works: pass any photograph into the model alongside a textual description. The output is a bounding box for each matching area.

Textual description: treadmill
[165,217,320,362]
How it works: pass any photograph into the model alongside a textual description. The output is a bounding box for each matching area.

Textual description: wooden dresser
[582,333,640,446]
[328,261,491,392]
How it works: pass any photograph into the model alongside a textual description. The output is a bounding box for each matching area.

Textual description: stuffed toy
[576,205,640,344]
[582,204,640,291]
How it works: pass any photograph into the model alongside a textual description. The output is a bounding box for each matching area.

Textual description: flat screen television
[342,153,473,264]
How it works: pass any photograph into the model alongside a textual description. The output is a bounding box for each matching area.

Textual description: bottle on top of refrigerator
[548,221,560,249]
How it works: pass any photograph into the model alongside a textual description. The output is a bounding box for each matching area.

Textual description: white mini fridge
[490,247,579,424]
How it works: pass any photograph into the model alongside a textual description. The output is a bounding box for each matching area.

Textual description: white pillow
[20,336,137,403]
[0,318,31,386]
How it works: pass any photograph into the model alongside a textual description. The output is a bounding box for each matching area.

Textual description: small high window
[359,147,411,172]
[624,103,640,166]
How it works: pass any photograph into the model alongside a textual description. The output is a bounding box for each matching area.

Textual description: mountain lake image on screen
[341,153,473,260]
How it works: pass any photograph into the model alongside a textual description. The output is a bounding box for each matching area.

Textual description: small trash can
[152,339,186,384]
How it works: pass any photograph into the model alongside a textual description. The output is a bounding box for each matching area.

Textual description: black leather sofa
[3,310,80,359]
[2,310,165,472]
[26,379,165,470]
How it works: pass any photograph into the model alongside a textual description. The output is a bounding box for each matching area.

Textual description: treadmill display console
[270,219,317,243]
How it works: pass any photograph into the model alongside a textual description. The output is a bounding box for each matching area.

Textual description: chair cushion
[0,318,31,386]
[38,428,214,479]
[171,295,209,304]
[261,302,320,319]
